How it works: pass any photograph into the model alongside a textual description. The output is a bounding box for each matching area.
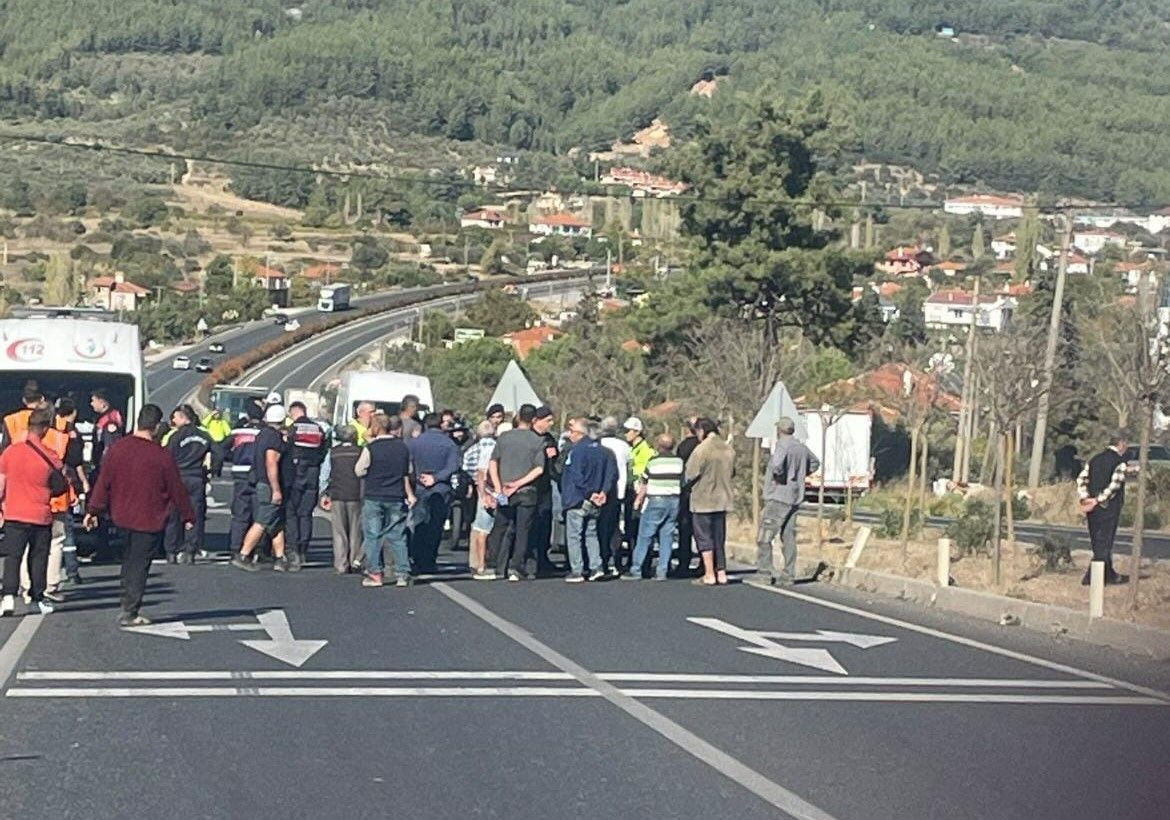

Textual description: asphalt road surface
[2,512,1168,819]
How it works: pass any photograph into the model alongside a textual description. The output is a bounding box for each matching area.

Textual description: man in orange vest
[1,383,46,450]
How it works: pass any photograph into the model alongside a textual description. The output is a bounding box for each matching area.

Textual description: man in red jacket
[86,404,195,627]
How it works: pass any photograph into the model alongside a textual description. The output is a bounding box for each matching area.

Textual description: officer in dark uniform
[286,401,327,569]
[165,404,212,564]
[89,389,124,471]
[225,414,261,556]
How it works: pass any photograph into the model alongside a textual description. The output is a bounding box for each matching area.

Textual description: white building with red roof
[529,212,593,238]
[599,167,687,197]
[943,194,1024,219]
[461,208,506,230]
[89,272,150,312]
[924,289,1017,332]
[1072,229,1126,256]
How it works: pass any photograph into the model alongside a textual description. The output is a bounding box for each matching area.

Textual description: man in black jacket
[320,425,364,574]
[1077,430,1133,586]
[165,405,211,564]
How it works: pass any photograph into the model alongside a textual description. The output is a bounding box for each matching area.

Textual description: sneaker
[1106,573,1130,586]
[176,552,192,565]
[230,554,261,572]
[36,600,55,615]
[605,567,621,579]
[0,595,14,616]
[273,557,290,573]
[118,613,152,627]
[166,554,179,565]
[507,571,521,582]
[362,572,384,587]
[42,589,66,603]
[564,575,585,584]
[286,554,303,573]
[587,570,606,582]
[473,570,497,581]
[395,576,412,588]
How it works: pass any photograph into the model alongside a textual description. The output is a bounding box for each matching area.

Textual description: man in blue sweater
[407,412,461,574]
[559,418,616,582]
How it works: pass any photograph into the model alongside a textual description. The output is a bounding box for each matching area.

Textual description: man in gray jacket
[755,416,819,586]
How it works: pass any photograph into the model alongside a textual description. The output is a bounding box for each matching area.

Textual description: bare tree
[973,322,1051,586]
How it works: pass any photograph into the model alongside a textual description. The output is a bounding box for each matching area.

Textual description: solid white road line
[431,582,839,820]
[0,616,45,692]
[6,687,1161,705]
[745,581,1170,704]
[15,670,1115,688]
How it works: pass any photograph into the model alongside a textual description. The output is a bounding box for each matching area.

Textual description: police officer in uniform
[286,401,327,569]
[225,414,260,556]
[164,405,212,564]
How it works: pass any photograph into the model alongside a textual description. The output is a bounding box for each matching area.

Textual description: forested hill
[3,0,1170,203]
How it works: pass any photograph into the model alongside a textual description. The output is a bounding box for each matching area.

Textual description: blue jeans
[564,504,602,576]
[631,496,679,579]
[361,499,410,578]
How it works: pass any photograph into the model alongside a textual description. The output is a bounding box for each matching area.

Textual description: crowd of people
[0,372,836,624]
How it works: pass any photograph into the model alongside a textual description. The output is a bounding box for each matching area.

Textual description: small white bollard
[937,537,951,587]
[845,526,871,569]
[1089,561,1105,618]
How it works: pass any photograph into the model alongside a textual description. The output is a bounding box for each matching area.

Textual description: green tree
[937,223,951,258]
[653,94,879,350]
[42,252,76,305]
[972,222,986,259]
[1014,206,1041,281]
[420,309,455,347]
[462,288,538,336]
[204,254,235,296]
[350,237,389,277]
[126,195,169,228]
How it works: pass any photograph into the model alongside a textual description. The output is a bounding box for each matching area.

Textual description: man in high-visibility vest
[352,401,376,446]
[21,403,82,601]
[1,384,47,450]
[202,408,232,478]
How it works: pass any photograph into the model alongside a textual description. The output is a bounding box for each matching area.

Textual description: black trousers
[530,503,555,572]
[410,493,449,573]
[2,521,52,600]
[229,478,254,551]
[674,498,696,572]
[286,466,320,559]
[121,529,162,617]
[1086,507,1121,578]
[598,496,623,571]
[165,473,206,557]
[488,503,537,576]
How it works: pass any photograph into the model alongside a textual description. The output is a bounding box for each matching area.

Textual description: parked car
[208,342,225,353]
[194,357,214,373]
[271,313,290,325]
[172,355,191,370]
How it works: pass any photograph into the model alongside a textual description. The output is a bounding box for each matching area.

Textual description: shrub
[1035,535,1075,571]
[946,499,995,556]
[875,506,920,538]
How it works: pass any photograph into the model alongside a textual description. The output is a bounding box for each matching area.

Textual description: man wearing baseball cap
[232,403,293,572]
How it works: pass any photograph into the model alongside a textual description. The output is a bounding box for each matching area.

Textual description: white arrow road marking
[756,630,899,650]
[688,617,897,676]
[239,610,328,668]
[124,610,327,667]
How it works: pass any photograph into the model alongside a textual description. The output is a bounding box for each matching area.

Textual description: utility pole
[1027,215,1073,488]
[952,275,981,484]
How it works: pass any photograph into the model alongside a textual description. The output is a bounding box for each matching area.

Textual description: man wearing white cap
[232,403,293,572]
[623,415,654,559]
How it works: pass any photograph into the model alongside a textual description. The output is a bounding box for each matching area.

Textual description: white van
[0,316,146,430]
[332,370,435,430]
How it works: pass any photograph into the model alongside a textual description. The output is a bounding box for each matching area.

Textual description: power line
[0,130,1161,214]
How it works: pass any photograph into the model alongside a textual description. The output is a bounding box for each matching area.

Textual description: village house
[460,208,506,230]
[599,167,687,197]
[942,194,1024,220]
[253,265,290,308]
[301,263,343,283]
[89,272,150,312]
[924,289,1017,332]
[931,259,968,277]
[1073,229,1126,256]
[529,212,593,238]
[502,325,561,359]
[877,246,933,277]
[991,232,1016,260]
